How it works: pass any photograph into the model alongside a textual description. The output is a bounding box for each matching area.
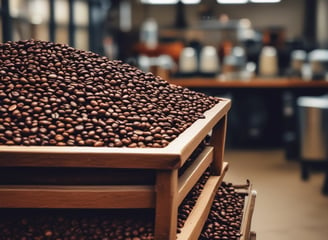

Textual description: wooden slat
[178,146,213,205]
[210,115,227,175]
[240,189,257,240]
[0,148,180,169]
[177,147,213,204]
[176,164,228,240]
[0,99,231,170]
[154,169,178,240]
[0,185,155,209]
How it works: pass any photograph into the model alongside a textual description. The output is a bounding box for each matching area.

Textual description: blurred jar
[308,49,328,80]
[222,55,241,80]
[259,46,278,77]
[140,18,158,50]
[199,46,220,75]
[138,55,174,80]
[222,46,246,80]
[222,55,238,74]
[291,50,306,73]
[179,47,198,74]
[231,46,246,70]
[157,55,175,80]
[301,63,312,81]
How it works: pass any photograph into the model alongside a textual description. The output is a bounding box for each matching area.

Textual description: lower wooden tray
[0,169,256,240]
[0,146,217,209]
[178,180,257,240]
[177,166,228,240]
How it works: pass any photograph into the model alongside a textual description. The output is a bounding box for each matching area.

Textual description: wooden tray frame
[0,98,231,240]
[235,181,257,240]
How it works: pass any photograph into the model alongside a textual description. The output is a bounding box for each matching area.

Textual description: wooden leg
[210,115,227,176]
[322,163,328,195]
[250,231,257,240]
[301,161,310,181]
[154,169,178,240]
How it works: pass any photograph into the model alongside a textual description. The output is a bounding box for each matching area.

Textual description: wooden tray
[0,98,231,240]
[0,98,230,169]
[177,180,257,240]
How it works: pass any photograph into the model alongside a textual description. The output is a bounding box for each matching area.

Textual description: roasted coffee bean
[8,104,17,112]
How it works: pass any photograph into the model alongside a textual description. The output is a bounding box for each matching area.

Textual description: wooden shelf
[0,185,155,209]
[168,77,328,89]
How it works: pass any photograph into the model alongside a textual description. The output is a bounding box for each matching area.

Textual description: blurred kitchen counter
[167,77,328,89]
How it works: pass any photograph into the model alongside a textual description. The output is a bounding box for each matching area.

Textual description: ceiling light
[140,0,179,4]
[217,0,248,4]
[181,0,201,4]
[250,0,281,2]
[141,0,201,3]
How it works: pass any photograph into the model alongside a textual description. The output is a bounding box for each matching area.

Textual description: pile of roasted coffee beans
[0,179,246,240]
[0,40,220,148]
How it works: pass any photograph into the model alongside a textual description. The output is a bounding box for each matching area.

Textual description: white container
[199,46,219,74]
[308,49,328,79]
[179,47,198,74]
[258,46,278,77]
[291,50,306,72]
[140,18,158,49]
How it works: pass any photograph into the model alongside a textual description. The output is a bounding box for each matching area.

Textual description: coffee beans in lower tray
[200,182,245,240]
[0,171,209,239]
[0,180,246,240]
[0,208,155,240]
[0,40,220,148]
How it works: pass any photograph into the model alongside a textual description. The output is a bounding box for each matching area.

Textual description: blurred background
[1,0,328,239]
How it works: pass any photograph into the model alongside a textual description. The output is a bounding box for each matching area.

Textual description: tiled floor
[224,149,328,240]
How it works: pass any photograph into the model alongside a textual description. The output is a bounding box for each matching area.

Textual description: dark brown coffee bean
[48,73,57,79]
[33,106,42,113]
[94,141,104,147]
[8,104,17,111]
[75,125,84,131]
[55,134,64,141]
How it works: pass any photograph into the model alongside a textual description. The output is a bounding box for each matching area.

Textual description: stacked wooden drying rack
[0,98,256,240]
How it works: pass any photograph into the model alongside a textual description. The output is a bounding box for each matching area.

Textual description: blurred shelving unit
[0,0,109,54]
